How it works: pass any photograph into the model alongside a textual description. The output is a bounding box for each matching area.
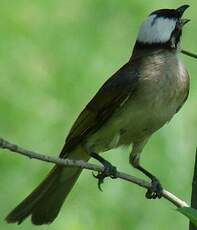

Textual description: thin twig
[189,148,197,230]
[0,137,189,209]
[181,49,197,59]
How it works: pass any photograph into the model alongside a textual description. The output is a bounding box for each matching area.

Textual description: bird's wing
[60,62,138,156]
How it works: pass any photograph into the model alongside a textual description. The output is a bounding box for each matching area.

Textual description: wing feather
[60,62,138,156]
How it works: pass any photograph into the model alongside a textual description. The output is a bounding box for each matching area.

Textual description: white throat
[137,15,176,44]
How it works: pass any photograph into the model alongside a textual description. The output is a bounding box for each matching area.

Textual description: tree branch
[181,49,197,59]
[0,137,189,209]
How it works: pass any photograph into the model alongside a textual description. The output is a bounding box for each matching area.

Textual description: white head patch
[137,15,177,44]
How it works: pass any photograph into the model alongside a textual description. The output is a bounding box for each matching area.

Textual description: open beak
[176,5,190,27]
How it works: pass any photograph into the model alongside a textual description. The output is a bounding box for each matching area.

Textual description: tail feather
[31,167,81,225]
[6,145,90,225]
[5,151,89,225]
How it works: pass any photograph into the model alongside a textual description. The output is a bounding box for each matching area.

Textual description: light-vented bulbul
[6,5,190,225]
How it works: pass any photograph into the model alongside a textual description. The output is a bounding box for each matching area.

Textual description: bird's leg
[130,152,163,199]
[136,165,163,199]
[90,152,117,191]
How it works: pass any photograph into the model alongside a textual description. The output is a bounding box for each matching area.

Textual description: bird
[6,4,190,225]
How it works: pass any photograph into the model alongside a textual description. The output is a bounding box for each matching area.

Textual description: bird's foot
[145,177,163,199]
[93,162,117,191]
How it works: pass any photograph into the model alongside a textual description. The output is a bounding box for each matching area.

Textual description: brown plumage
[5,5,190,225]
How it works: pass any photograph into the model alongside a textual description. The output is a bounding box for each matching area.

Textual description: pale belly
[84,93,184,153]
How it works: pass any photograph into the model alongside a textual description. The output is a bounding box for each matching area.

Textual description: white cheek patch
[137,15,176,44]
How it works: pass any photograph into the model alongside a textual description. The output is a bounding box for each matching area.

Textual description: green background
[0,0,196,229]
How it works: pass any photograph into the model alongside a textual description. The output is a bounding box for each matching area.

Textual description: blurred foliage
[178,207,197,227]
[0,0,196,229]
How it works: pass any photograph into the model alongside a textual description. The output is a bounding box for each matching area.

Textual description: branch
[0,137,189,209]
[189,148,197,230]
[181,49,197,59]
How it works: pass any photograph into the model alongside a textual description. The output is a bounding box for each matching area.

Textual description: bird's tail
[5,146,90,225]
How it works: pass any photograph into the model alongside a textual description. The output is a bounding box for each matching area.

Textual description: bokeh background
[0,0,196,229]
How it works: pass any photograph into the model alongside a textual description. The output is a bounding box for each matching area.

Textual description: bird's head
[136,5,190,49]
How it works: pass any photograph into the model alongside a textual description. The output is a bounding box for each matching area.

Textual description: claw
[92,172,105,191]
[92,163,117,191]
[145,177,163,199]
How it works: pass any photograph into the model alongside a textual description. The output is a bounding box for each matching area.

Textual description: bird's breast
[85,55,189,153]
[117,58,189,143]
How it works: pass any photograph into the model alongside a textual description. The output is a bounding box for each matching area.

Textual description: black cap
[150,5,190,19]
